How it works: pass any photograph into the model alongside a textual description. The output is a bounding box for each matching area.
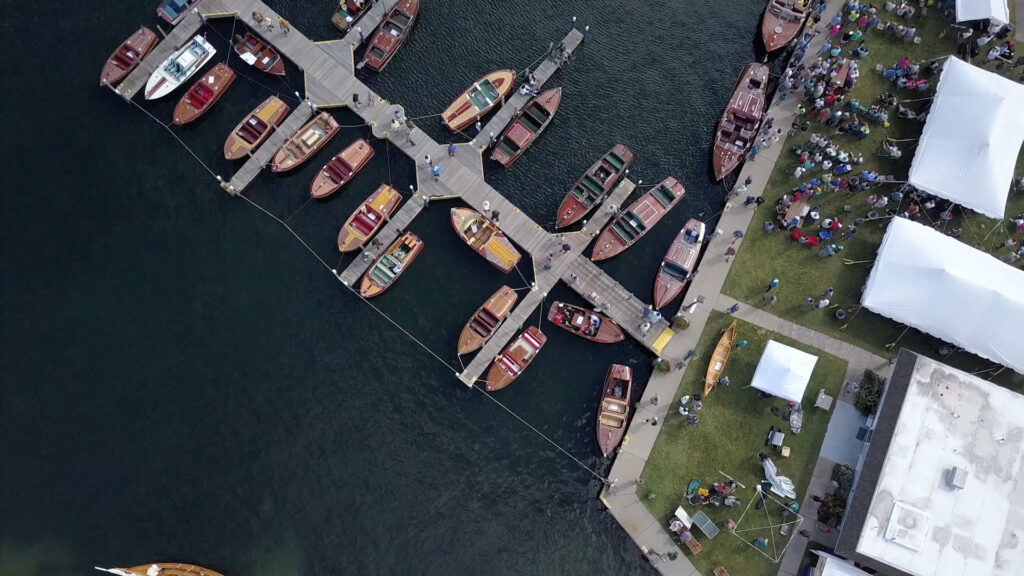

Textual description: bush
[654,358,671,373]
[856,369,884,415]
[832,464,854,494]
[673,316,690,331]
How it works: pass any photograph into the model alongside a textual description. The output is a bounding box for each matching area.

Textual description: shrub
[654,358,672,373]
[672,316,690,331]
[856,369,884,415]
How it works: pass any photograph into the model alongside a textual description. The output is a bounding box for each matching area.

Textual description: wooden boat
[100,27,158,86]
[703,321,736,397]
[653,219,705,309]
[457,285,518,355]
[224,96,291,160]
[310,139,375,199]
[597,364,633,457]
[762,0,810,53]
[450,207,522,273]
[555,145,633,228]
[485,326,546,391]
[490,87,562,167]
[442,69,517,132]
[337,184,402,253]
[546,302,625,344]
[145,35,216,100]
[362,0,420,72]
[96,563,223,576]
[332,0,374,33]
[271,112,340,172]
[233,31,285,76]
[172,62,235,125]
[711,63,770,181]
[591,177,686,262]
[360,231,423,298]
[157,0,201,25]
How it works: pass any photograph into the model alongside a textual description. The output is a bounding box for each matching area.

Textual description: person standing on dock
[475,120,482,134]
[447,142,457,157]
[279,18,290,35]
[432,164,443,182]
[352,93,361,108]
[405,118,416,146]
[488,132,496,146]
[423,154,432,167]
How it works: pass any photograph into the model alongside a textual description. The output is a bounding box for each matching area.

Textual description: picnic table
[780,195,810,227]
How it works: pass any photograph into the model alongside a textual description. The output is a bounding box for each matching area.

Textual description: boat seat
[518,114,542,133]
[350,212,379,235]
[653,185,677,208]
[612,221,640,243]
[581,175,605,195]
[470,318,493,337]
[600,413,625,428]
[603,398,627,413]
[606,151,626,170]
[326,160,350,182]
[113,49,136,68]
[524,106,549,126]
[497,140,518,157]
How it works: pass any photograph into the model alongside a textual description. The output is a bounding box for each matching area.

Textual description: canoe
[337,184,402,253]
[597,364,633,457]
[310,139,375,199]
[157,0,201,25]
[450,207,522,273]
[591,177,686,262]
[442,69,517,133]
[224,96,291,160]
[762,0,810,53]
[360,231,423,298]
[233,31,285,76]
[362,0,419,71]
[485,326,546,391]
[144,35,216,100]
[546,302,624,344]
[172,62,235,125]
[457,285,518,355]
[653,219,705,309]
[703,321,736,397]
[711,63,769,180]
[490,87,562,167]
[332,0,374,34]
[271,112,340,172]
[96,564,223,576]
[555,145,633,228]
[100,27,158,86]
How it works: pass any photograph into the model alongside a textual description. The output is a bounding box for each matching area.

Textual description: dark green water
[1,1,771,574]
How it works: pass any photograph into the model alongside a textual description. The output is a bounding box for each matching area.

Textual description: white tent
[861,218,1024,374]
[955,0,1010,25]
[812,552,872,576]
[750,340,818,404]
[907,57,1024,218]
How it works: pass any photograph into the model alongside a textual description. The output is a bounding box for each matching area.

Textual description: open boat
[762,0,810,52]
[96,564,223,576]
[711,63,769,180]
[224,96,291,160]
[555,145,633,228]
[157,0,201,25]
[310,139,375,199]
[332,0,375,33]
[100,27,158,86]
[597,364,633,457]
[457,285,518,355]
[145,35,216,100]
[271,112,340,172]
[490,87,562,167]
[547,302,624,344]
[362,0,419,71]
[337,184,402,252]
[703,321,736,397]
[653,219,705,309]
[173,62,235,125]
[233,31,285,76]
[442,69,517,132]
[360,231,423,298]
[591,177,686,262]
[485,326,546,391]
[450,207,522,273]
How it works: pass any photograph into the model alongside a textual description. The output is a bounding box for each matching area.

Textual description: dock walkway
[226,104,313,193]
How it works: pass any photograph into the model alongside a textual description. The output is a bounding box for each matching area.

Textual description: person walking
[488,131,496,146]
[423,154,432,167]
[405,118,416,146]
[475,120,482,133]
[351,93,361,108]
[431,164,443,182]
[823,287,834,299]
[766,278,779,292]
[279,18,290,35]
[447,142,457,157]
[727,303,740,314]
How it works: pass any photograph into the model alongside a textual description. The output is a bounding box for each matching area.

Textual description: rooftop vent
[947,466,968,489]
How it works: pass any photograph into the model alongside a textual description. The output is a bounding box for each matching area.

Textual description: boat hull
[704,321,736,397]
[653,219,705,309]
[546,302,624,343]
[173,62,235,125]
[597,364,632,457]
[272,112,340,172]
[337,184,402,252]
[490,87,562,167]
[100,27,158,86]
[157,0,201,25]
[311,139,374,199]
[442,69,517,132]
[712,63,770,180]
[556,144,633,228]
[457,285,518,355]
[144,36,217,100]
[591,177,685,262]
[450,207,522,273]
[363,0,420,71]
[101,564,224,576]
[485,326,546,391]
[224,96,291,160]
[761,0,808,52]
[360,232,423,298]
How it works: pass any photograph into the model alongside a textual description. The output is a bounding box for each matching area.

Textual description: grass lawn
[722,8,1024,391]
[639,311,848,576]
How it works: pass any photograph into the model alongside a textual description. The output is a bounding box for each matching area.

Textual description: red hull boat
[711,63,770,181]
[100,27,158,86]
[490,87,562,167]
[596,364,632,457]
[362,0,419,71]
[762,0,810,52]
[485,326,546,391]
[591,177,686,262]
[556,145,633,228]
[653,219,705,309]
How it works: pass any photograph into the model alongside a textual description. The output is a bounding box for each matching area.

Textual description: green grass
[640,311,848,576]
[722,9,1024,390]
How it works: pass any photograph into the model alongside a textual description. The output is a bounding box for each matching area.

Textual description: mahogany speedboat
[362,0,419,71]
[310,139,375,199]
[442,69,517,132]
[450,208,522,273]
[96,564,222,576]
[233,31,285,76]
[555,145,633,228]
[332,0,375,34]
[100,27,158,86]
[490,87,562,167]
[457,285,518,355]
[653,219,705,309]
[271,112,340,172]
[157,0,201,25]
[485,326,546,391]
[596,364,633,457]
[360,232,423,298]
[711,63,769,180]
[591,177,686,262]
[762,0,810,53]
[172,62,235,125]
[224,96,291,160]
[547,302,624,343]
[337,185,402,253]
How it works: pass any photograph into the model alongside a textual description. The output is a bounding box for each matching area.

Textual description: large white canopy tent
[955,0,1010,25]
[861,218,1024,374]
[907,57,1024,218]
[750,340,818,404]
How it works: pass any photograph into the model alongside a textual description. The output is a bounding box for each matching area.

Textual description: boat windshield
[683,229,701,243]
[662,261,689,281]
[392,12,411,27]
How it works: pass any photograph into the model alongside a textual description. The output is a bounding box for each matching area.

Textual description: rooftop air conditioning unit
[947,466,968,489]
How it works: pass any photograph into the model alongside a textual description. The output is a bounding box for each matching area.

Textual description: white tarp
[760,458,796,499]
[812,552,873,576]
[862,218,1024,374]
[907,57,1024,218]
[750,340,817,404]
[955,0,1010,25]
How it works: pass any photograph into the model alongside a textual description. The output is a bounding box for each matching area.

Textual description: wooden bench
[713,567,731,576]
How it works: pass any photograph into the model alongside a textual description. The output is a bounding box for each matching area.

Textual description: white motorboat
[144,35,216,100]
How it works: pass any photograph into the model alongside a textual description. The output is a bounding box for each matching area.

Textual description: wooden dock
[224,103,313,193]
[337,194,428,286]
